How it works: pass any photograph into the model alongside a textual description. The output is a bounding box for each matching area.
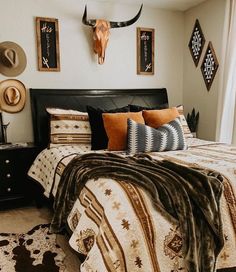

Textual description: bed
[28,88,236,272]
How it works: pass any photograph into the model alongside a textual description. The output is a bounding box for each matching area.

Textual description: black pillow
[129,103,168,112]
[87,105,130,150]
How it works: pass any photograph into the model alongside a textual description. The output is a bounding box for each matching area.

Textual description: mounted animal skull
[82,4,143,64]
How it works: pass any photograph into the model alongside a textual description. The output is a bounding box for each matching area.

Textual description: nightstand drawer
[0,156,18,173]
[0,144,40,206]
[0,157,12,165]
[0,161,24,177]
[0,181,19,197]
[0,170,23,183]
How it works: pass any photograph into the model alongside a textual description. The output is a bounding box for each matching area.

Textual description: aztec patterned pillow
[127,117,188,154]
[46,108,91,148]
[176,105,193,138]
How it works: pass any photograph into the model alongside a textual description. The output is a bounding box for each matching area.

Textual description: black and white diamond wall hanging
[201,42,219,91]
[188,19,205,67]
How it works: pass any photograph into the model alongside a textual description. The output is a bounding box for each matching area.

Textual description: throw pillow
[129,103,168,112]
[47,108,91,148]
[176,105,193,138]
[86,105,130,150]
[127,117,188,154]
[143,107,179,128]
[102,112,145,151]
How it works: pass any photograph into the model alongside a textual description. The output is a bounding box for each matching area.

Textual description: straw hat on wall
[0,79,26,113]
[0,41,27,77]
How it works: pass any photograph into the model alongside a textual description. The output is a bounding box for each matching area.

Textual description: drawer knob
[5,159,10,164]
[7,187,11,192]
[6,173,11,178]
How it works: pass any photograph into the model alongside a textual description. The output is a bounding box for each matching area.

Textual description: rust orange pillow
[102,112,144,151]
[143,107,179,128]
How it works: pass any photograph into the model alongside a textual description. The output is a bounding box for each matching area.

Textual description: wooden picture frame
[188,19,205,67]
[137,27,154,75]
[36,17,60,71]
[200,42,219,91]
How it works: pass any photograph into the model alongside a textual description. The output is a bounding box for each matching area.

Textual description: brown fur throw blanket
[50,152,224,272]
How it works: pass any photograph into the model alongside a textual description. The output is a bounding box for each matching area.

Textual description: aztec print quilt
[28,138,236,272]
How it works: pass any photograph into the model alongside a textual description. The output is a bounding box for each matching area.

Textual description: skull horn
[109,4,143,28]
[82,5,96,27]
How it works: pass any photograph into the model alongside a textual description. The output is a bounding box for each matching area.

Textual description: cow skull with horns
[82,4,143,64]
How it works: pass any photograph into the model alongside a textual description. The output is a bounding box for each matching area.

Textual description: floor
[0,205,81,271]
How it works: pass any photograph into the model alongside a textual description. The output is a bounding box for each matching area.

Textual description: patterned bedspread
[28,138,236,272]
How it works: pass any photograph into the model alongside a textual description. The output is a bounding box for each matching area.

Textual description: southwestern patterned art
[188,19,205,67]
[201,41,219,91]
[28,138,236,272]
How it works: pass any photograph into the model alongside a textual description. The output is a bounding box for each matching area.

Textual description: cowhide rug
[0,224,66,272]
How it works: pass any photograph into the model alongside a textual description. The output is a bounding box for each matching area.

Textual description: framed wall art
[200,42,219,91]
[188,19,205,67]
[36,17,60,71]
[137,27,154,75]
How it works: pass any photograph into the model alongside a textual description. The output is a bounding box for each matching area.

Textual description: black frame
[36,17,60,71]
[137,27,155,75]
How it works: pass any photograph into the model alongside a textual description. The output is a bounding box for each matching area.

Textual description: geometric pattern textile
[201,41,219,91]
[127,117,187,154]
[46,107,91,148]
[28,139,236,272]
[188,19,206,67]
[176,105,193,138]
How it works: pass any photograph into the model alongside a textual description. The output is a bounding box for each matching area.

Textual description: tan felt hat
[0,41,27,77]
[0,79,26,113]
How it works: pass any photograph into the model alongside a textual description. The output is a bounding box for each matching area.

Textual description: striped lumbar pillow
[127,117,187,154]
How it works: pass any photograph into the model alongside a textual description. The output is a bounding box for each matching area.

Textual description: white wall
[0,0,184,143]
[233,109,236,145]
[183,0,226,140]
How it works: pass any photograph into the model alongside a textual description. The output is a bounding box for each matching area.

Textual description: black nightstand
[0,143,40,208]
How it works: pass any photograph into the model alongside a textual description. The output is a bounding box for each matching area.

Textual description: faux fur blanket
[50,152,224,272]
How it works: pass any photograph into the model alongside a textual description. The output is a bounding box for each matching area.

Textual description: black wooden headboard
[30,88,168,148]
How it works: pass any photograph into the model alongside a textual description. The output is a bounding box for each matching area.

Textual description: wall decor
[188,19,205,67]
[137,27,154,75]
[201,41,219,91]
[0,41,27,77]
[36,17,60,71]
[82,5,143,65]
